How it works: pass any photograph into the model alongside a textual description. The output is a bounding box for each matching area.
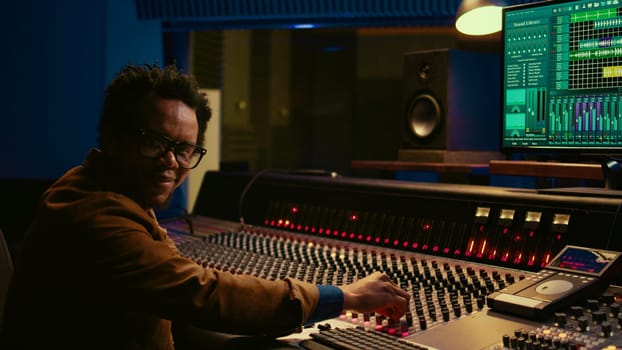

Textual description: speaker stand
[398,149,506,164]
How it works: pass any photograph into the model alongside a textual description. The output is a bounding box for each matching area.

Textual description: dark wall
[0,0,162,180]
[0,0,164,252]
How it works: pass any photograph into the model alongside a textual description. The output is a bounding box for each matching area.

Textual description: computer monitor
[501,0,622,158]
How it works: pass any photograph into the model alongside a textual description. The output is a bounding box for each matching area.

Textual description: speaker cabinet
[401,48,501,152]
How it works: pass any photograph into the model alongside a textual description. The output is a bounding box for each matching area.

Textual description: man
[1,64,410,349]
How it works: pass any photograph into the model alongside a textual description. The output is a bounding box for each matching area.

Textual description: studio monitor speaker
[401,48,501,153]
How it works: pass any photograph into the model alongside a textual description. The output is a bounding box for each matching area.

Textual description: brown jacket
[1,149,319,349]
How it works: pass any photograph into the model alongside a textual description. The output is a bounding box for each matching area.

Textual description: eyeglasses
[135,129,207,169]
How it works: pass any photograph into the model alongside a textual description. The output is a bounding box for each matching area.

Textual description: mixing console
[163,216,622,349]
[167,171,622,349]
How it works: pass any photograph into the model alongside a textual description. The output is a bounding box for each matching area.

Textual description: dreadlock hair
[98,63,211,148]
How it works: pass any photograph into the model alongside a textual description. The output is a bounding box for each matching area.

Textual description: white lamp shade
[456,0,506,36]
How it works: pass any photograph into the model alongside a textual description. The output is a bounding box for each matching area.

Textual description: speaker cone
[406,93,441,139]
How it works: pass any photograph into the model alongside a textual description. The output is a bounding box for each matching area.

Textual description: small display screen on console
[547,246,620,276]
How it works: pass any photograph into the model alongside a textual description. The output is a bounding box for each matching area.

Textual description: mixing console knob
[465,302,473,313]
[405,312,413,327]
[492,271,501,281]
[442,309,450,322]
[609,303,620,317]
[502,334,510,347]
[591,310,606,323]
[554,312,567,326]
[577,316,589,332]
[601,293,615,304]
[509,336,517,348]
[601,321,612,337]
[476,297,485,309]
[569,306,583,318]
[587,299,599,311]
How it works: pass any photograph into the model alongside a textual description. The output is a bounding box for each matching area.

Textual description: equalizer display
[502,0,622,151]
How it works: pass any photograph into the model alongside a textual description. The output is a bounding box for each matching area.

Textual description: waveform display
[570,46,622,60]
[578,36,622,50]
[571,8,619,25]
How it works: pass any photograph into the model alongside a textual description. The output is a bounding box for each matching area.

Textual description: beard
[152,192,175,211]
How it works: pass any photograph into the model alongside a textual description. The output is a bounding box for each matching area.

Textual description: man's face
[114,96,199,210]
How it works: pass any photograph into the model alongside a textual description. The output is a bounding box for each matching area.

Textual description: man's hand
[339,272,410,320]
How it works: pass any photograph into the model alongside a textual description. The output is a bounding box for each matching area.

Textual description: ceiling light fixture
[455,0,507,36]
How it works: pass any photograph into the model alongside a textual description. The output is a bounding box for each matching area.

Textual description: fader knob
[609,303,620,318]
[502,334,510,347]
[577,316,589,332]
[587,299,599,311]
[592,310,606,323]
[601,321,612,337]
[554,312,567,326]
[569,306,583,318]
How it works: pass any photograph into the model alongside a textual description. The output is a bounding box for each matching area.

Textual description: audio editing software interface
[502,0,622,150]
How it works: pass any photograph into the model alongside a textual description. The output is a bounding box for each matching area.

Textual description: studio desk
[162,171,622,350]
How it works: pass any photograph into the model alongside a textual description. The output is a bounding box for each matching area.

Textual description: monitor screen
[501,0,622,153]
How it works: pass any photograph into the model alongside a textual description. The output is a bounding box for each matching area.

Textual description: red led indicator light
[423,223,432,231]
[291,207,298,213]
[350,214,358,221]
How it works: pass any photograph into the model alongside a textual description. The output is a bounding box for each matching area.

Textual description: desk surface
[351,160,604,180]
[350,160,488,174]
[488,160,603,180]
